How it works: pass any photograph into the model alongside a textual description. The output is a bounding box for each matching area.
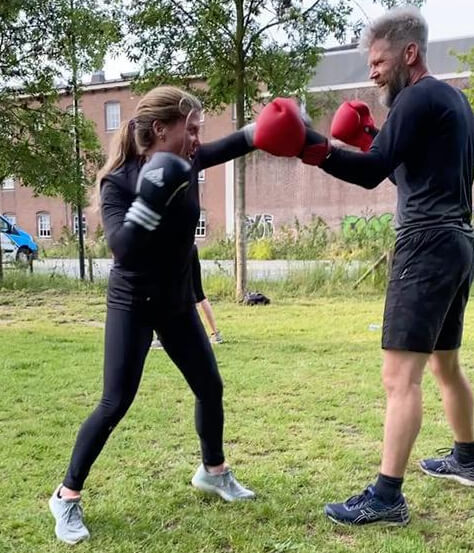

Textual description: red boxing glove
[330,100,377,152]
[253,98,306,157]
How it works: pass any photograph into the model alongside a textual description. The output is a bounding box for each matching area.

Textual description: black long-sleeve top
[101,130,253,311]
[321,77,474,237]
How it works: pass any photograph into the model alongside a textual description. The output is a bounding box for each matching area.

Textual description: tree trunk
[70,0,85,280]
[235,155,247,300]
[234,0,247,301]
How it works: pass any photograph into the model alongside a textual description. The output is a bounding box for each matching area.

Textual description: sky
[102,0,474,80]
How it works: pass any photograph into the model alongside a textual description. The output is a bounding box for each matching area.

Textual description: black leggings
[63,305,224,491]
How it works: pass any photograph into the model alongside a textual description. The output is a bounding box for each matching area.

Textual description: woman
[49,86,258,545]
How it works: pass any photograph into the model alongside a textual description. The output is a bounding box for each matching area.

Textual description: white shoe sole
[325,512,410,527]
[419,463,474,486]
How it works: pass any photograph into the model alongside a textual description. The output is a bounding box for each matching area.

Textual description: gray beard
[379,66,410,107]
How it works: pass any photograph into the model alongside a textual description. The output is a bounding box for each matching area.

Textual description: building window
[105,101,121,131]
[37,212,51,238]
[198,170,206,182]
[3,213,16,225]
[1,176,15,190]
[231,103,237,121]
[195,210,206,238]
[200,110,205,123]
[73,214,87,237]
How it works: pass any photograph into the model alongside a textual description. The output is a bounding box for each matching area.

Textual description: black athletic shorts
[192,245,206,303]
[382,228,474,353]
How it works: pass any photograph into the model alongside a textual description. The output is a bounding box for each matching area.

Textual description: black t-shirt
[101,130,253,311]
[322,77,474,237]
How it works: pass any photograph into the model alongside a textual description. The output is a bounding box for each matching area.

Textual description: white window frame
[199,110,205,123]
[1,176,15,190]
[105,101,121,131]
[198,169,206,182]
[73,214,87,237]
[37,212,51,239]
[231,103,237,121]
[195,210,206,238]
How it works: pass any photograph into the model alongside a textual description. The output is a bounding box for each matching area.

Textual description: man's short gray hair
[360,6,428,60]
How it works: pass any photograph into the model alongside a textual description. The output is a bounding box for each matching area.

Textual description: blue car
[0,214,39,264]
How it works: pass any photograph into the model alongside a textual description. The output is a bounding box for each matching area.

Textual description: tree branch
[167,0,234,65]
[192,0,237,44]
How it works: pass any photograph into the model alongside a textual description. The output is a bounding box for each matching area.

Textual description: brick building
[1,36,472,246]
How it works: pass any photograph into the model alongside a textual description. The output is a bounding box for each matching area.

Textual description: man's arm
[306,85,430,189]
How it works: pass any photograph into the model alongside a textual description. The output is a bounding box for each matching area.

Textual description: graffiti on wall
[245,213,274,240]
[342,213,394,239]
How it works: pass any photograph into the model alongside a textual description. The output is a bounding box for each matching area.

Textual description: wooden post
[353,252,388,289]
[88,253,93,282]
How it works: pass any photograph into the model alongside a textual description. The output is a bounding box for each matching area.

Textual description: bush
[199,215,395,262]
[199,235,235,260]
[271,217,330,259]
[40,225,111,259]
[248,239,273,260]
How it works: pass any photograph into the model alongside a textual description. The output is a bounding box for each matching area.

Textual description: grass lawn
[1,288,474,553]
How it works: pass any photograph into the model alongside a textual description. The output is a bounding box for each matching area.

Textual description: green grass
[1,289,474,552]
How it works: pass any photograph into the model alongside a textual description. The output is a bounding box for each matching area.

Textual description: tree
[455,47,474,108]
[127,0,423,301]
[0,1,119,278]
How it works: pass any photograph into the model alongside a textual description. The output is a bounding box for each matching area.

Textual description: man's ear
[404,42,419,66]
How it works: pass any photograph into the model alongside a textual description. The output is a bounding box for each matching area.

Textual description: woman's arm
[195,128,255,170]
[101,181,155,266]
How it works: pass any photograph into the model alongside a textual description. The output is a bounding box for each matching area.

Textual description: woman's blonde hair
[95,85,202,200]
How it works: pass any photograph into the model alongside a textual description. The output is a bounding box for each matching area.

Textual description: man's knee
[429,350,460,379]
[382,350,427,396]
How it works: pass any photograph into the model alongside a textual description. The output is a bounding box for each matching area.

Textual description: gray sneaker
[49,486,90,545]
[191,464,255,501]
[210,331,223,344]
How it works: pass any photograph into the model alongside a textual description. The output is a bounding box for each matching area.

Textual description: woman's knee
[97,395,133,423]
[196,371,223,403]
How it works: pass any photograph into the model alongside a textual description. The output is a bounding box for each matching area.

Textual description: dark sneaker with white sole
[419,448,474,487]
[324,484,410,526]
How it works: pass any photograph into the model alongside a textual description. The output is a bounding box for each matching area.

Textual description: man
[300,7,474,525]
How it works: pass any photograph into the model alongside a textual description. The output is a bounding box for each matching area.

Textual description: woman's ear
[152,121,166,142]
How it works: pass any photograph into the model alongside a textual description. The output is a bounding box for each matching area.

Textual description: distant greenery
[39,215,396,263]
[200,215,395,262]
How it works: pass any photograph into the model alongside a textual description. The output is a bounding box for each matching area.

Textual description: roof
[309,36,474,90]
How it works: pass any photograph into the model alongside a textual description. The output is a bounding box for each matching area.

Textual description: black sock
[453,441,474,465]
[374,473,403,504]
